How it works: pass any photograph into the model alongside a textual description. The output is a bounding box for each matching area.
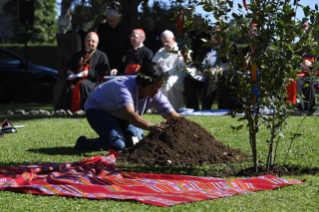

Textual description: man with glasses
[120,29,153,75]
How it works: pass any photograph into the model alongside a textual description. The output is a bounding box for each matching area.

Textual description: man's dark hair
[136,62,169,87]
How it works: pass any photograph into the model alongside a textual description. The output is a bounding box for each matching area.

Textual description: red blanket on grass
[0,152,305,207]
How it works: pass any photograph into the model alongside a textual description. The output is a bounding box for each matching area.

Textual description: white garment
[152,43,188,110]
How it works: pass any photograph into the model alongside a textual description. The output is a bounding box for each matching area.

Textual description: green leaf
[268,45,278,51]
[230,125,244,131]
[238,3,242,9]
[303,5,311,17]
[236,125,244,130]
[286,44,294,53]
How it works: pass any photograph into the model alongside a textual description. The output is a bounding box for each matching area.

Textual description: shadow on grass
[27,147,91,156]
[0,161,52,168]
[0,115,86,122]
[115,164,220,177]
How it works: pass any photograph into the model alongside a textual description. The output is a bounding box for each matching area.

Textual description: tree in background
[65,0,177,34]
[138,1,175,32]
[183,0,319,174]
[2,0,58,43]
[69,0,121,32]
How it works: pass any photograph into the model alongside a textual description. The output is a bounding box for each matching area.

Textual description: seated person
[184,26,238,111]
[75,62,180,151]
[296,52,319,111]
[152,30,188,110]
[121,29,153,75]
[288,24,318,111]
[56,32,111,112]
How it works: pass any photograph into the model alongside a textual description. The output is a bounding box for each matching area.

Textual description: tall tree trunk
[246,108,259,173]
[266,117,276,173]
[250,129,259,173]
[121,0,141,32]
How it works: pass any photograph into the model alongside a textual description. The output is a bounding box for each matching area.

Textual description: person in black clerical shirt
[119,29,153,75]
[56,32,111,112]
[143,16,163,55]
[66,17,87,51]
[97,9,130,71]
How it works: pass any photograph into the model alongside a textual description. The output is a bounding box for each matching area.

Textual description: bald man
[97,9,130,71]
[152,30,189,110]
[56,32,110,112]
[121,29,153,75]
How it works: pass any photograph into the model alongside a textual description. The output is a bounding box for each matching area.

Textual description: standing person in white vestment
[152,30,189,111]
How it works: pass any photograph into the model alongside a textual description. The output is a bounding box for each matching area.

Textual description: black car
[0,47,58,102]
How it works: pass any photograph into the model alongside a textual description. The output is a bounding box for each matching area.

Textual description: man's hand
[110,69,118,76]
[148,123,169,134]
[68,75,75,81]
[122,55,126,63]
[81,70,89,77]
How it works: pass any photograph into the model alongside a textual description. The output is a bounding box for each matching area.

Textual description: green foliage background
[2,0,58,44]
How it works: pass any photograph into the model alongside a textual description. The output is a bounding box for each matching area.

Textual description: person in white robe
[152,30,189,110]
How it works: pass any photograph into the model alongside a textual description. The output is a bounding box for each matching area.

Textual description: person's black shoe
[75,136,86,150]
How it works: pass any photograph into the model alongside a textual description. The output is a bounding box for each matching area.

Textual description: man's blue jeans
[84,109,144,151]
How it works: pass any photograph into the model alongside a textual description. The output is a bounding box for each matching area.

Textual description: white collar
[85,48,96,52]
[134,44,144,50]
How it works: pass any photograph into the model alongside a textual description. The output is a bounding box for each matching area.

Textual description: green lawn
[0,103,319,211]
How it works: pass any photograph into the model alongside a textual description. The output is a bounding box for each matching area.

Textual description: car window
[0,51,22,67]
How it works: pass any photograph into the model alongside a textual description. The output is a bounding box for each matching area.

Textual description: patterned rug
[0,151,305,207]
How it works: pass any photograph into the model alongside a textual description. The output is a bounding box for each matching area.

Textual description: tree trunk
[266,113,276,173]
[246,108,259,173]
[250,130,259,174]
[121,0,141,32]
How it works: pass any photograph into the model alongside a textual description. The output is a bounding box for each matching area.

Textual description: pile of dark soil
[118,117,250,166]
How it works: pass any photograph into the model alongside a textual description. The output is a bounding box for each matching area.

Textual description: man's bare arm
[162,110,180,119]
[119,105,169,133]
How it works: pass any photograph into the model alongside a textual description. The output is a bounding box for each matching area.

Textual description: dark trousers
[82,109,143,151]
[296,76,319,111]
[183,75,218,110]
[56,79,97,111]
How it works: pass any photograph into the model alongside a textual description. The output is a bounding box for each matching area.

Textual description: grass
[0,103,319,211]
